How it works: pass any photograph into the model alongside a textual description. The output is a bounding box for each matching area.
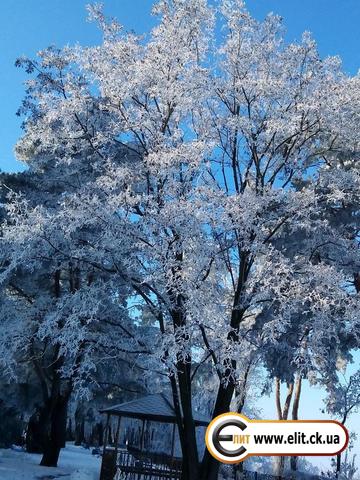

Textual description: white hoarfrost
[0,1,360,478]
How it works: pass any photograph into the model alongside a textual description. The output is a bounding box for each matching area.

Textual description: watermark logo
[206,413,349,464]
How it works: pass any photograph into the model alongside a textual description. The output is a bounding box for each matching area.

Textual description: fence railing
[100,448,324,480]
[116,449,182,480]
[242,470,324,480]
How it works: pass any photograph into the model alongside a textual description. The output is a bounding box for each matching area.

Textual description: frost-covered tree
[1,1,360,478]
[323,370,360,476]
[0,168,154,466]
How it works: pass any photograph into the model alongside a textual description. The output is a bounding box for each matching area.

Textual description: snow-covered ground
[0,443,101,480]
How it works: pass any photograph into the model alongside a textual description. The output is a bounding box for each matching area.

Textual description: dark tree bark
[233,361,252,479]
[165,241,201,480]
[171,302,199,480]
[66,417,74,441]
[199,382,235,480]
[28,362,71,466]
[26,405,48,453]
[40,393,69,467]
[336,453,341,477]
[97,422,104,447]
[275,378,294,479]
[39,269,75,466]
[290,375,302,472]
[335,412,348,477]
[200,256,251,480]
[74,404,85,446]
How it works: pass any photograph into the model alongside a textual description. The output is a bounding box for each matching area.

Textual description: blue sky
[0,1,359,472]
[0,0,359,173]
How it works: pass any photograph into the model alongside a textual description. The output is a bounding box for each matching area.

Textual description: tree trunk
[275,377,283,420]
[177,357,199,480]
[290,375,302,472]
[336,453,341,477]
[40,394,69,467]
[282,382,294,420]
[199,335,246,479]
[200,381,235,480]
[169,286,200,480]
[74,404,85,446]
[175,357,199,480]
[26,405,48,453]
[233,362,252,479]
[66,418,74,441]
[169,349,199,480]
[200,274,249,480]
[274,379,294,479]
[97,422,104,447]
[335,412,348,477]
[176,254,249,480]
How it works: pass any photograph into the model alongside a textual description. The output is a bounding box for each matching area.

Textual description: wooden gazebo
[99,393,209,480]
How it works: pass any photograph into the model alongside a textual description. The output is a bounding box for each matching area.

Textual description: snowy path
[0,443,101,480]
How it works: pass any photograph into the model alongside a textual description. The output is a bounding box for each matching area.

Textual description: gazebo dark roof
[100,393,210,427]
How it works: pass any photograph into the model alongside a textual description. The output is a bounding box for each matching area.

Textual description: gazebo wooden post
[100,413,118,480]
[171,423,176,458]
[114,416,122,453]
[140,419,145,451]
[103,413,110,455]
